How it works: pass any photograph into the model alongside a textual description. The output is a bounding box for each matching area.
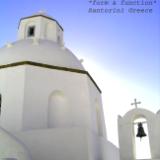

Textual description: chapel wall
[22,65,92,131]
[0,66,25,132]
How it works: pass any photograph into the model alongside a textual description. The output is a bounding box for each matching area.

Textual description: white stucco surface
[0,63,120,160]
[9,128,118,160]
[0,127,31,160]
[0,65,106,136]
[0,67,25,132]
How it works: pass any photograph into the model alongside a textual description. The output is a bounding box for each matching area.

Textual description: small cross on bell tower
[131,99,147,140]
[131,98,141,108]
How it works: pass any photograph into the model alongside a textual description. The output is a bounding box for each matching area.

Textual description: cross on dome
[37,10,47,15]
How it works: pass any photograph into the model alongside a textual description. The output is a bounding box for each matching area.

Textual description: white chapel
[0,13,120,160]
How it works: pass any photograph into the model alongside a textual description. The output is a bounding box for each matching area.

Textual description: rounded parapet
[122,108,155,123]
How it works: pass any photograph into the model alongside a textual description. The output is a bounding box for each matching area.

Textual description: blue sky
[0,0,160,146]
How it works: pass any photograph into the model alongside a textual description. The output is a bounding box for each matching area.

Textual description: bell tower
[118,103,160,160]
[18,12,64,45]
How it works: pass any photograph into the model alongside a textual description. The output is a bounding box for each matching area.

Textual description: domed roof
[0,39,84,70]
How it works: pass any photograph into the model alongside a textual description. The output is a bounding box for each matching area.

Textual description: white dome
[0,39,84,70]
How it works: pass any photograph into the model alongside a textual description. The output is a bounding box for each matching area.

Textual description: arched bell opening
[133,117,152,159]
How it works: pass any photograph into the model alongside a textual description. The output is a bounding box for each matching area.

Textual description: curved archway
[123,108,155,122]
[48,90,70,128]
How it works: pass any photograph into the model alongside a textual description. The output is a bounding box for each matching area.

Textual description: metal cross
[131,98,141,108]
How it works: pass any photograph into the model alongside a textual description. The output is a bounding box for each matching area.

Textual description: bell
[136,122,147,139]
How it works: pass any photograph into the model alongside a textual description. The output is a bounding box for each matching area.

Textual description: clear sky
[0,0,160,148]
